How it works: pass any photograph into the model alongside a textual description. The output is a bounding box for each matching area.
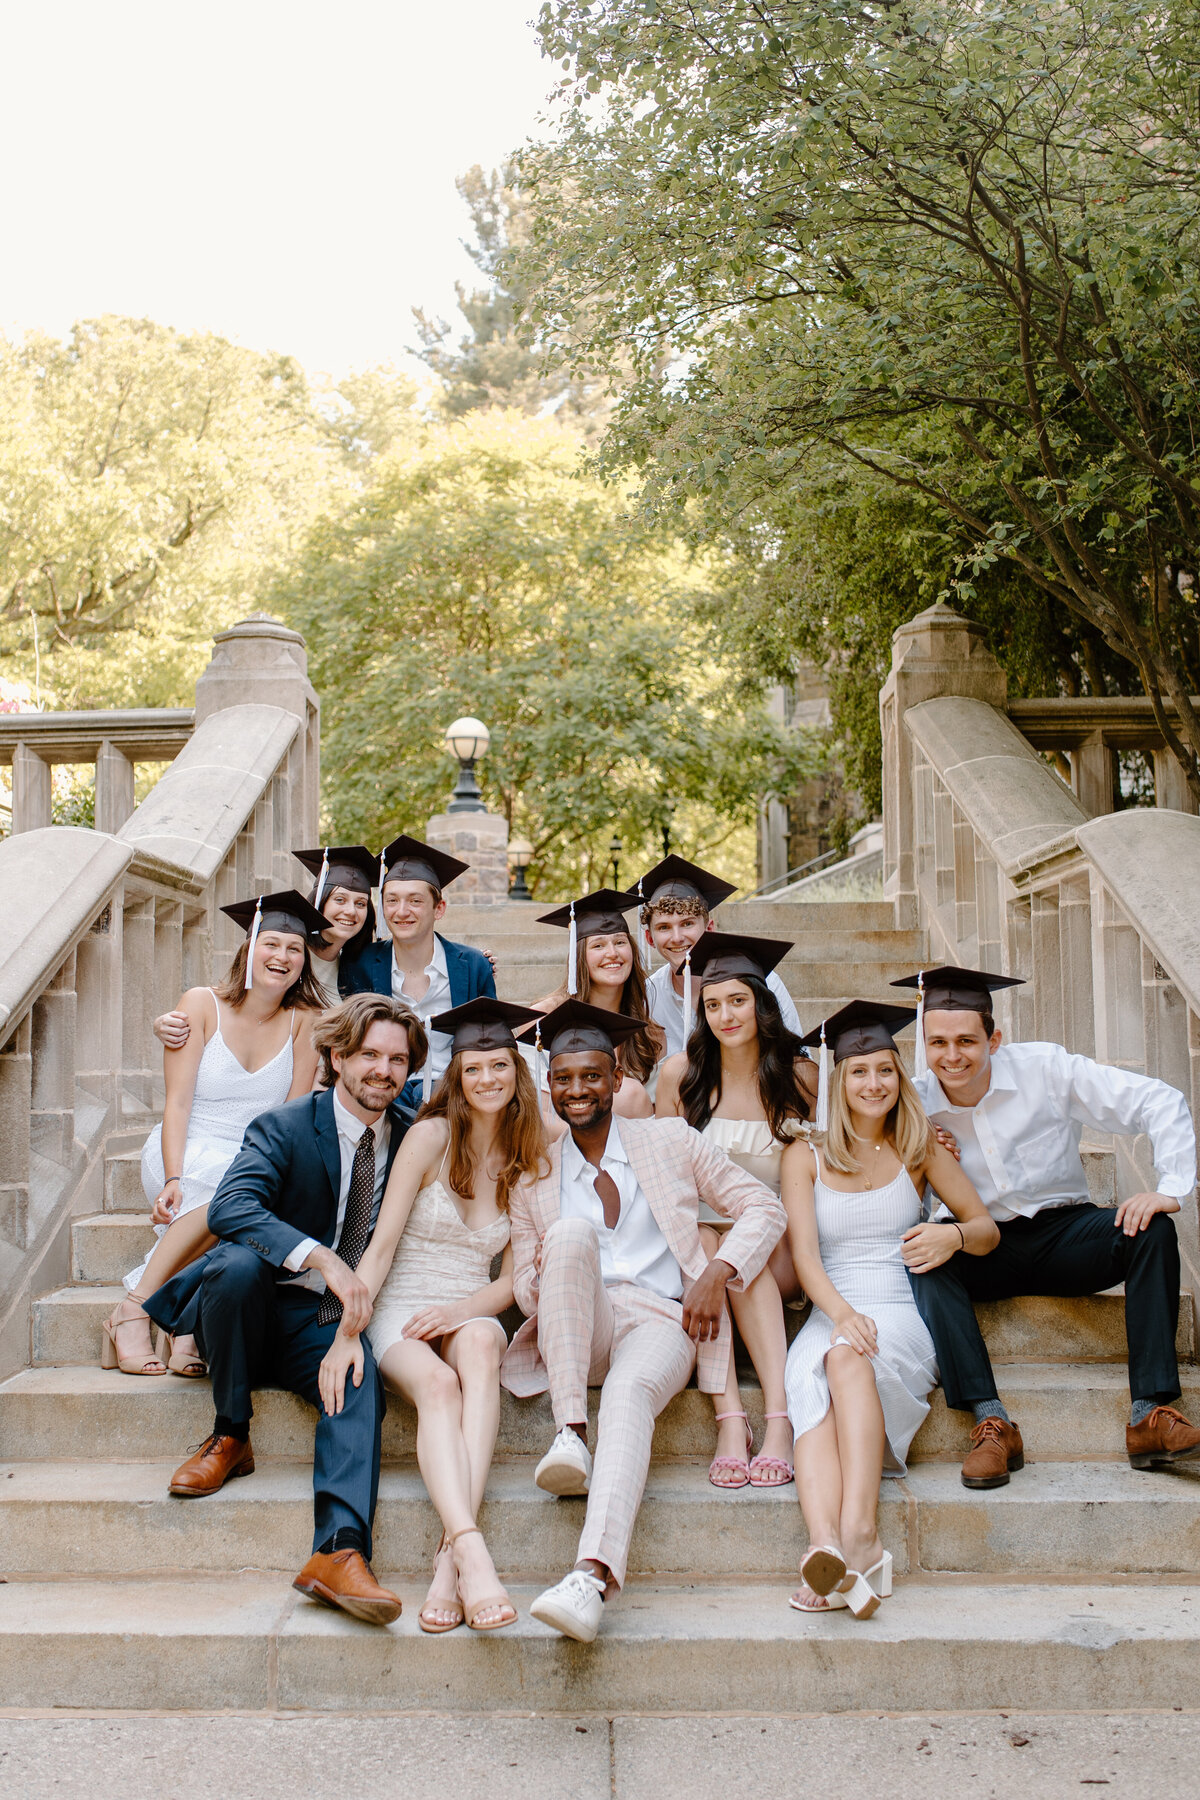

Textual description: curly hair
[418,1048,549,1212]
[638,893,708,931]
[677,974,809,1139]
[311,993,428,1089]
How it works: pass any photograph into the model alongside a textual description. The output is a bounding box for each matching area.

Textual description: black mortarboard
[800,999,917,1064]
[220,889,328,992]
[379,834,468,894]
[538,888,639,995]
[890,965,1025,1012]
[689,931,793,989]
[634,854,736,913]
[537,998,646,1062]
[293,845,377,906]
[429,997,543,1056]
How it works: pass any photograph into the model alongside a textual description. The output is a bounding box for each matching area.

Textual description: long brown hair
[214,935,326,1012]
[547,932,665,1084]
[822,1052,931,1176]
[418,1048,549,1212]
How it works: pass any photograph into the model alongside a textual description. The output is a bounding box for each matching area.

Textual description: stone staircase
[3,894,1200,1711]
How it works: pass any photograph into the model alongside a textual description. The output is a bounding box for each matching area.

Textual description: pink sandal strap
[764,1411,791,1420]
[708,1454,751,1489]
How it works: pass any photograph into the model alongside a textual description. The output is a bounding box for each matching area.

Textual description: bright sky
[1,0,556,375]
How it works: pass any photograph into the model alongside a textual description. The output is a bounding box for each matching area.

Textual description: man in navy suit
[150,993,425,1625]
[341,834,496,1106]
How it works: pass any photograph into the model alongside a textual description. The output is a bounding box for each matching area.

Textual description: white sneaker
[530,1568,606,1642]
[534,1426,592,1495]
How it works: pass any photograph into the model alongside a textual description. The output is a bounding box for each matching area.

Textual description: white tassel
[422,1018,432,1104]
[535,1019,544,1095]
[815,1022,830,1134]
[377,852,388,939]
[682,948,693,1042]
[913,971,928,1079]
[245,897,263,992]
[313,848,330,911]
[567,902,578,996]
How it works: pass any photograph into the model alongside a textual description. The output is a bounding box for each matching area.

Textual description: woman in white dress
[784,1000,997,1618]
[102,891,325,1377]
[656,932,817,1488]
[319,998,549,1634]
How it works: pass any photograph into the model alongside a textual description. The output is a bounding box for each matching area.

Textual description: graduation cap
[220,890,328,991]
[293,845,378,909]
[634,854,736,915]
[537,888,639,996]
[890,965,1024,1077]
[799,1000,917,1134]
[378,835,468,896]
[683,931,794,1045]
[536,998,645,1063]
[429,997,543,1056]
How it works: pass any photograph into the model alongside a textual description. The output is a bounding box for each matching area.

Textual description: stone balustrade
[0,709,195,834]
[0,616,318,1378]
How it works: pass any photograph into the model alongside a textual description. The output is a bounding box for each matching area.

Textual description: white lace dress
[127,991,295,1292]
[784,1147,938,1476]
[367,1169,510,1359]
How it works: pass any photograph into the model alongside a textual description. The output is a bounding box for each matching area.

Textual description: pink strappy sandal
[708,1409,752,1489]
[749,1410,795,1487]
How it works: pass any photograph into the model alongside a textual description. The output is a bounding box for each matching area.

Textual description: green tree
[521,0,1200,799]
[0,316,355,707]
[272,411,816,892]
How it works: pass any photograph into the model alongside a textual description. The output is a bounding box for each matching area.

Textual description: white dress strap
[207,987,222,1036]
[810,1141,823,1183]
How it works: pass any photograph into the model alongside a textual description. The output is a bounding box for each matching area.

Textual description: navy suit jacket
[206,1087,413,1269]
[340,932,496,1008]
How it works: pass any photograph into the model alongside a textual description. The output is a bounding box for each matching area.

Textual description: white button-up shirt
[559,1117,683,1300]
[283,1090,391,1291]
[915,1042,1196,1222]
[392,934,452,1079]
[647,960,802,1058]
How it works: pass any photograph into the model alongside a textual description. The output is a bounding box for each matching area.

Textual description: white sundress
[128,991,295,1292]
[784,1145,938,1476]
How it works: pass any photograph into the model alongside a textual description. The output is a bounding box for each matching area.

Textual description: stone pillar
[879,604,1007,926]
[11,743,52,833]
[193,614,320,843]
[1154,747,1199,815]
[30,951,76,1168]
[1071,733,1117,817]
[94,739,136,834]
[425,812,510,906]
[0,1018,32,1249]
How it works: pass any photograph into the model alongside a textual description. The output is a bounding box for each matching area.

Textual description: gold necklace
[851,1135,886,1190]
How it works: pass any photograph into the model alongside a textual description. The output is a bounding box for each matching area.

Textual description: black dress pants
[909,1204,1181,1411]
[150,1242,385,1555]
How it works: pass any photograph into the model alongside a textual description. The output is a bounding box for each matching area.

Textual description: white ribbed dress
[784,1147,938,1476]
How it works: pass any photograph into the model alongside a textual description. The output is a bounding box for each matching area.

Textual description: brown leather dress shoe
[168,1433,255,1496]
[961,1416,1024,1489]
[1127,1405,1200,1469]
[293,1550,402,1625]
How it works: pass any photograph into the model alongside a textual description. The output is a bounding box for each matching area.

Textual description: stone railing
[882,604,1200,1298]
[0,615,318,1377]
[1008,695,1200,817]
[0,710,194,834]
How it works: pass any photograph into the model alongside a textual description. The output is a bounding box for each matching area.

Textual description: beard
[341,1066,405,1112]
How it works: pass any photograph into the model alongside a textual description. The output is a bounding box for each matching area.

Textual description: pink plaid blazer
[500,1116,787,1397]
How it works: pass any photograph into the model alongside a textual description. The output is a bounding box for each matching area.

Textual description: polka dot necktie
[317,1124,375,1326]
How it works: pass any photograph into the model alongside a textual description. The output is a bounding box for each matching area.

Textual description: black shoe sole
[961,1451,1024,1490]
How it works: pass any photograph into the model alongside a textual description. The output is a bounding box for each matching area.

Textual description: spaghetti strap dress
[783,1145,938,1476]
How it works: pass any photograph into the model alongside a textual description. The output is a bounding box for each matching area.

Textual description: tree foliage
[520,0,1200,798]
[273,411,816,892]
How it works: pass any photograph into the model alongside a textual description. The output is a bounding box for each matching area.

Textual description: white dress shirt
[559,1117,683,1300]
[392,934,453,1079]
[647,960,802,1057]
[282,1089,391,1291]
[915,1041,1196,1223]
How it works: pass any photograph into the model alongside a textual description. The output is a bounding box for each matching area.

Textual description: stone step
[1,1456,1195,1580]
[104,1148,146,1214]
[439,899,903,940]
[72,1215,153,1284]
[0,1573,1195,1713]
[37,1270,1190,1369]
[469,930,926,963]
[6,1361,1199,1466]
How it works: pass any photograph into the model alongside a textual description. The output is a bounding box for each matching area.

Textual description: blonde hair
[821,1050,931,1176]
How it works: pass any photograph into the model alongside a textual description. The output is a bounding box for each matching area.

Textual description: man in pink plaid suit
[502,1000,786,1641]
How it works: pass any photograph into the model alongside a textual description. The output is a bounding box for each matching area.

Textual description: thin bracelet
[163,1175,182,1183]
[949,1221,965,1249]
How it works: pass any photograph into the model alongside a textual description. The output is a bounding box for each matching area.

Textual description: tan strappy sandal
[448,1526,517,1632]
[418,1533,466,1634]
[155,1330,208,1379]
[101,1298,167,1375]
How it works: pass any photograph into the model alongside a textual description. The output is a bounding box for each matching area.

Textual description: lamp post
[443,716,490,814]
[609,833,623,890]
[508,836,534,901]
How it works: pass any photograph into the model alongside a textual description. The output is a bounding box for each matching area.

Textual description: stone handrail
[0,616,318,1379]
[0,709,195,834]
